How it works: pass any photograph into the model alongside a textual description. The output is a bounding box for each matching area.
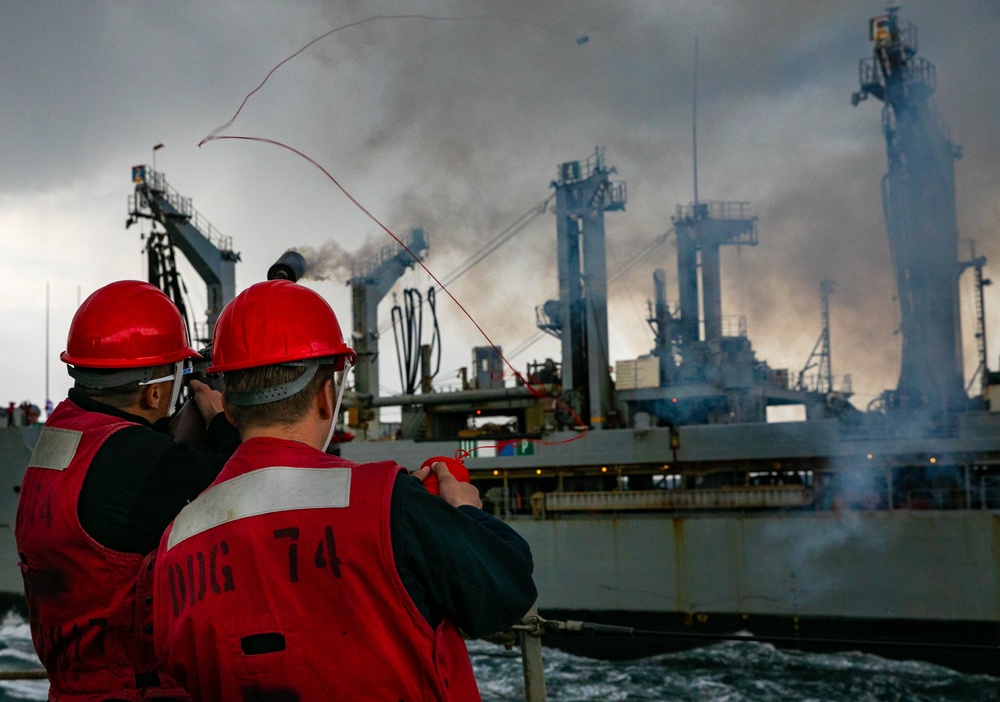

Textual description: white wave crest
[0,613,31,644]
[0,649,40,664]
[0,679,48,701]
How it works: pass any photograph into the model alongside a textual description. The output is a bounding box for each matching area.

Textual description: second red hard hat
[209,280,356,373]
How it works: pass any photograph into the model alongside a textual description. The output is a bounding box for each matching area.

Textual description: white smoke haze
[292,241,353,282]
[293,235,401,282]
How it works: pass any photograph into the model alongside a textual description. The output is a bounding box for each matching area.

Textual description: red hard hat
[61,281,200,368]
[209,280,355,373]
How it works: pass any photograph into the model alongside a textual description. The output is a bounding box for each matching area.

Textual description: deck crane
[536,148,627,430]
[126,165,240,347]
[349,228,428,439]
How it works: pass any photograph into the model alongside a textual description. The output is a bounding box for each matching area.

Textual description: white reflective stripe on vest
[167,466,352,550]
[28,427,83,471]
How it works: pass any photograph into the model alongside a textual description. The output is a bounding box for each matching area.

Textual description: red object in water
[418,456,471,495]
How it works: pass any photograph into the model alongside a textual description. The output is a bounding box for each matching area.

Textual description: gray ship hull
[0,426,38,610]
[517,510,999,621]
[339,417,1000,673]
[512,510,1000,672]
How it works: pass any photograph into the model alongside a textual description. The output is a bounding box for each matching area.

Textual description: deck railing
[535,485,813,517]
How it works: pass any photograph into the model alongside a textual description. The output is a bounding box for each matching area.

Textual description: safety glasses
[138,359,192,415]
[138,360,193,386]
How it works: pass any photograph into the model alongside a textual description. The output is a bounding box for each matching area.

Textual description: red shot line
[200,15,591,448]
[200,14,581,148]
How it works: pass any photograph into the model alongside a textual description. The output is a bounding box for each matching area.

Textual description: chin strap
[165,360,185,416]
[323,359,353,453]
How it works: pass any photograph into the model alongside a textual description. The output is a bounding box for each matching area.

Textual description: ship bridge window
[653,474,681,489]
[470,414,517,430]
[766,404,807,423]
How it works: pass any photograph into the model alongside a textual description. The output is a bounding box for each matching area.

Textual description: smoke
[292,2,895,390]
[249,2,1000,398]
[293,237,393,282]
[292,241,354,282]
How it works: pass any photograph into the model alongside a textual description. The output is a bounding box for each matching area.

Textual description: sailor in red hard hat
[153,279,536,702]
[15,280,241,701]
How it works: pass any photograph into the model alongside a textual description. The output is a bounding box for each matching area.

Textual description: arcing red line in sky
[200,14,593,444]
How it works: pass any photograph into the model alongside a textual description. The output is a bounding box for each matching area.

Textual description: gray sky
[2,1,998,413]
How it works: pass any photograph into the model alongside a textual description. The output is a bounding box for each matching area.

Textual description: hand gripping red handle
[418,456,471,495]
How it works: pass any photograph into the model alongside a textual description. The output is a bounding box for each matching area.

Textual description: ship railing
[675,201,753,222]
[858,57,880,89]
[536,485,813,517]
[903,56,936,92]
[720,315,747,338]
[838,414,959,439]
[555,147,605,185]
[136,168,234,254]
[602,180,627,211]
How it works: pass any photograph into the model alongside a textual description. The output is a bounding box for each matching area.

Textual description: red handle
[418,456,471,495]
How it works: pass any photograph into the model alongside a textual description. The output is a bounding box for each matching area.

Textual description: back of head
[210,280,355,433]
[62,280,200,407]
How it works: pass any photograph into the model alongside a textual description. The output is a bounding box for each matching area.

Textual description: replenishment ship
[2,7,997,675]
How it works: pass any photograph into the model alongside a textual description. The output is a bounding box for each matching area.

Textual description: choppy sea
[0,613,996,701]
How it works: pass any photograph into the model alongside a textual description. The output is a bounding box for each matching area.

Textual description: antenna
[45,281,50,416]
[692,36,699,206]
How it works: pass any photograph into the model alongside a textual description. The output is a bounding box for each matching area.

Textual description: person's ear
[141,383,161,410]
[316,379,335,420]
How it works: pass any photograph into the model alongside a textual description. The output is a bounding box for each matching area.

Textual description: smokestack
[267,250,307,282]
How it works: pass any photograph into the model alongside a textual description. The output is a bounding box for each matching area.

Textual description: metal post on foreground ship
[513,610,548,702]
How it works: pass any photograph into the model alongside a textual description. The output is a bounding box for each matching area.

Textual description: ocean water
[0,613,996,701]
[469,640,1000,702]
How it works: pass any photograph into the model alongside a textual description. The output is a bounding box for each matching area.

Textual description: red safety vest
[154,437,481,702]
[14,399,188,701]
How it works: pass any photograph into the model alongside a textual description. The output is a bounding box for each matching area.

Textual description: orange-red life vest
[14,399,188,701]
[154,436,481,702]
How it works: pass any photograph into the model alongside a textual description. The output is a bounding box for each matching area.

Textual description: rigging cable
[514,615,1000,654]
[505,228,675,363]
[608,228,674,284]
[390,287,442,394]
[427,287,442,379]
[404,289,423,393]
[390,289,423,395]
[506,330,548,362]
[390,293,407,396]
[377,196,552,336]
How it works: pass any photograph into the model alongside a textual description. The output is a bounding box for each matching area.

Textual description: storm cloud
[1,1,997,409]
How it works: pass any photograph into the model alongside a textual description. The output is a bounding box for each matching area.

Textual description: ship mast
[853,7,967,414]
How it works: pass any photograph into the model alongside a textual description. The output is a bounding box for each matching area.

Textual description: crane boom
[127,165,241,344]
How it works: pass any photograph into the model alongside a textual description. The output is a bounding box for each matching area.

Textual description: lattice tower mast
[853,8,965,412]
